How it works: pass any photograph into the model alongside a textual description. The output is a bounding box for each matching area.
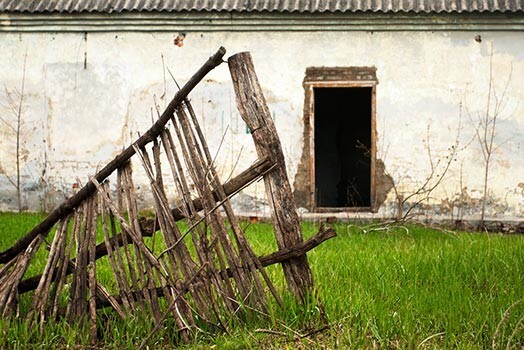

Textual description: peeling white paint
[0,28,522,219]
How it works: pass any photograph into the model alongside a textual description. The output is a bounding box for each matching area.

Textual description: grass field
[1,212,523,349]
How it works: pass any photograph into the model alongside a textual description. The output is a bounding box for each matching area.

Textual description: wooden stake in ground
[228,52,314,301]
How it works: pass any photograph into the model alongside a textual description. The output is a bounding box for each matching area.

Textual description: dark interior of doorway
[314,87,372,208]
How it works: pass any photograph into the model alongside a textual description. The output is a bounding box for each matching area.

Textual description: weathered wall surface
[0,24,523,219]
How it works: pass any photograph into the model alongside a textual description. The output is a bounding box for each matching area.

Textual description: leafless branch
[0,51,27,212]
[470,43,514,228]
[392,104,462,221]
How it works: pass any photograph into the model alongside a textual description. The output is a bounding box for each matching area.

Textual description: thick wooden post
[228,52,313,300]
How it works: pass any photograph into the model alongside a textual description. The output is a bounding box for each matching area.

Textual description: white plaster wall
[0,30,522,218]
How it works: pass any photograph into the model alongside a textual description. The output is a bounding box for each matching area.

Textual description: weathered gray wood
[0,47,338,345]
[96,225,336,309]
[137,156,273,235]
[0,235,43,317]
[228,52,314,300]
[0,47,226,264]
[100,183,133,315]
[17,157,274,295]
[27,216,70,329]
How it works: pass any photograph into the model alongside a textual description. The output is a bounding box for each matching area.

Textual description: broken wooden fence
[0,47,336,344]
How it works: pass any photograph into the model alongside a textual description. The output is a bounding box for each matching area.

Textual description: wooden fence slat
[228,52,314,301]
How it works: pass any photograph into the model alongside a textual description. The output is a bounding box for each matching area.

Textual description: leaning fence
[0,47,336,346]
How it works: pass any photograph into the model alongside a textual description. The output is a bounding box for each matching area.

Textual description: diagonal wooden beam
[0,47,226,264]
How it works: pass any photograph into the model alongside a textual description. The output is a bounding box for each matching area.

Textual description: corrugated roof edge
[1,0,523,14]
[2,8,523,14]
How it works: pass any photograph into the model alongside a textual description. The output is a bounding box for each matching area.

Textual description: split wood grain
[228,52,314,301]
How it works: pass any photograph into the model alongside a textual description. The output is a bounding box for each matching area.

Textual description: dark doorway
[314,87,372,208]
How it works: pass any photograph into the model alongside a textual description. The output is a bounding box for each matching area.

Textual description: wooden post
[228,52,313,300]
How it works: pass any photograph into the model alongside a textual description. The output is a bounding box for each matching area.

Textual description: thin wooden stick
[93,176,163,274]
[119,166,158,318]
[87,195,98,342]
[160,127,231,322]
[28,216,70,328]
[94,171,196,331]
[178,105,271,313]
[134,146,197,323]
[170,112,241,312]
[0,235,43,317]
[51,214,76,319]
[115,168,143,310]
[175,108,252,298]
[68,202,89,321]
[100,182,133,314]
[185,100,282,307]
[137,263,208,350]
[136,144,210,319]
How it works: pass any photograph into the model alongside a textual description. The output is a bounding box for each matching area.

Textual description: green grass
[1,213,523,349]
[307,223,524,349]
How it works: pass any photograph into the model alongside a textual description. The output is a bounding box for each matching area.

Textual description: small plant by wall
[0,52,28,213]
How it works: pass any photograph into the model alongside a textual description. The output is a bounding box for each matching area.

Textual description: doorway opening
[314,87,373,208]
